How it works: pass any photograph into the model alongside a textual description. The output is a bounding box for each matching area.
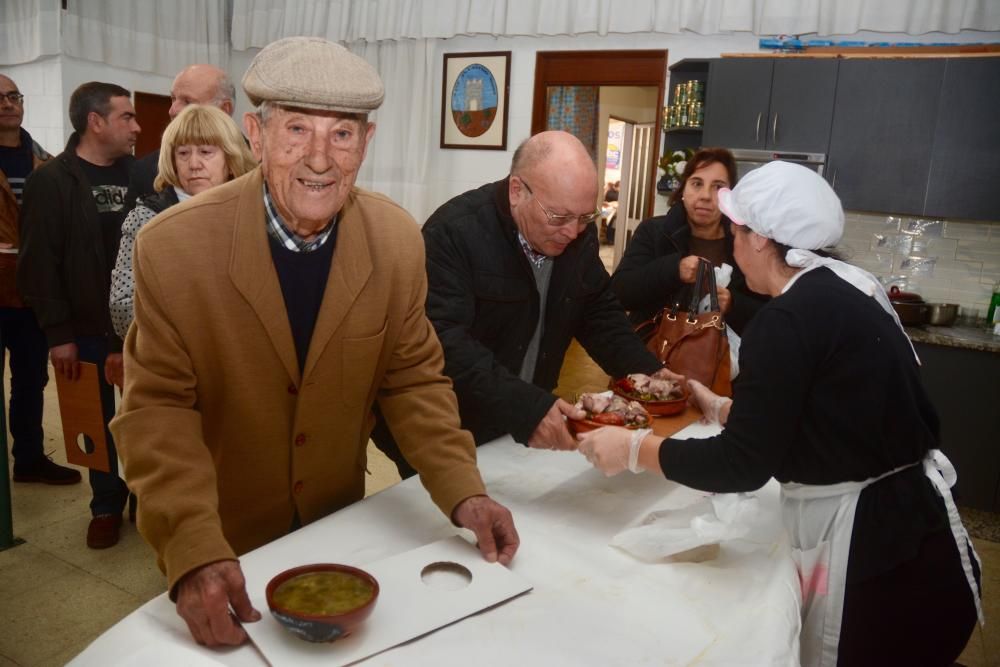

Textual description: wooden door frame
[532,50,668,218]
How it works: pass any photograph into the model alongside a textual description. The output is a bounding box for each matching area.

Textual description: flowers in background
[657,148,694,191]
[659,149,691,179]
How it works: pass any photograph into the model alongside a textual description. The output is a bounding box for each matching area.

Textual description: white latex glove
[577,427,650,476]
[715,263,733,289]
[687,378,732,425]
[698,263,735,313]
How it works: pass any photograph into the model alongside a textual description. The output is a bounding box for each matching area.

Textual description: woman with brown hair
[611,147,766,335]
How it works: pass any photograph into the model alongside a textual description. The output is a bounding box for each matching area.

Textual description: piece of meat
[646,377,680,399]
[577,390,613,414]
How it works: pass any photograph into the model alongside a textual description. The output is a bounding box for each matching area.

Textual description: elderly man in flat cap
[111,36,519,647]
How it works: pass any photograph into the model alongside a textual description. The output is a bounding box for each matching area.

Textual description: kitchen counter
[905,323,1000,354]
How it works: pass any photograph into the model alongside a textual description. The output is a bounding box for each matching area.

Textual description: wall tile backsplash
[841,212,1000,322]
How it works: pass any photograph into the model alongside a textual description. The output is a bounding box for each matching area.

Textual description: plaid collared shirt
[263,183,337,253]
[517,231,550,269]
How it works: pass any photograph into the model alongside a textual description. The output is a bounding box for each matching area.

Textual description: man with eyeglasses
[0,74,82,487]
[373,130,674,478]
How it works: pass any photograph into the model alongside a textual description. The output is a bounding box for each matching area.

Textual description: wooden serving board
[53,362,111,472]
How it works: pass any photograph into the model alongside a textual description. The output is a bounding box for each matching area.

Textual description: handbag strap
[702,258,721,312]
[686,259,706,313]
[685,258,720,317]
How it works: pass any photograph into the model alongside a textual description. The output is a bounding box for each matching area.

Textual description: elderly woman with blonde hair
[109,104,256,347]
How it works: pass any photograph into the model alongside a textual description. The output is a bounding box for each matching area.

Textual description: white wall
[58,56,174,144]
[4,55,175,155]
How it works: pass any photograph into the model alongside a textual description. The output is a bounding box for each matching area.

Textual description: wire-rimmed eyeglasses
[0,92,24,105]
[518,177,600,228]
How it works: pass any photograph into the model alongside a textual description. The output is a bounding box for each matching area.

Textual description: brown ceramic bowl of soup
[266,563,379,642]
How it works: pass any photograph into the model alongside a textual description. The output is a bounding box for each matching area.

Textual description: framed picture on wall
[440,51,511,150]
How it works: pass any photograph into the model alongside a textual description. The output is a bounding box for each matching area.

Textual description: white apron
[781,449,983,667]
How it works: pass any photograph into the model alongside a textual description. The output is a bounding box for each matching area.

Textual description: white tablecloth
[70,426,801,666]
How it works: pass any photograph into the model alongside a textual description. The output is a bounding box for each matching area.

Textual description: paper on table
[244,536,532,667]
[611,494,759,562]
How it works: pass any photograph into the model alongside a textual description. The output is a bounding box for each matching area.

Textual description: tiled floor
[1,347,997,666]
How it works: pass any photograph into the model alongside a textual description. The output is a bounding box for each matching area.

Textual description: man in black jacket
[375,131,671,478]
[18,81,139,549]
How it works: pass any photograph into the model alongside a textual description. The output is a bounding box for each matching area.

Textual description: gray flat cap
[242,36,384,113]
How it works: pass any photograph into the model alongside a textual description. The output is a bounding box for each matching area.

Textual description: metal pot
[926,302,958,326]
[888,285,923,303]
[892,301,930,326]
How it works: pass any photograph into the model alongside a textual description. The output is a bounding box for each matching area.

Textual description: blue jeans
[75,335,129,516]
[0,307,49,470]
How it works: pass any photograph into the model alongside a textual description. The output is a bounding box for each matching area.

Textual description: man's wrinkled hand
[175,560,261,647]
[104,352,124,388]
[452,495,520,566]
[50,342,80,381]
[528,398,585,451]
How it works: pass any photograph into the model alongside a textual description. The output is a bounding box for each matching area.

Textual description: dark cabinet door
[766,59,838,153]
[827,59,945,215]
[703,59,772,150]
[924,58,1000,221]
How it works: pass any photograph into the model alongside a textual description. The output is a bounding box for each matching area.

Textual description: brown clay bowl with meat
[567,413,643,435]
[608,378,688,417]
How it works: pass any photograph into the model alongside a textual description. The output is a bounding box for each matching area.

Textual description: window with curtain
[545,86,600,162]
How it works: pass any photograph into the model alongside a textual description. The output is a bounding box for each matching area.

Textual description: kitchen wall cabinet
[924,58,1000,221]
[659,59,709,194]
[826,59,945,216]
[703,58,838,153]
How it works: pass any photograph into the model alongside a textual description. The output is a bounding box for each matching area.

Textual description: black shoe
[13,455,83,485]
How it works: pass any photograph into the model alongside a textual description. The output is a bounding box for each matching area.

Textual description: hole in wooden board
[420,561,472,591]
[76,432,96,455]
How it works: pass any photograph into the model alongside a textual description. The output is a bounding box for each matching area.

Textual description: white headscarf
[717,161,919,363]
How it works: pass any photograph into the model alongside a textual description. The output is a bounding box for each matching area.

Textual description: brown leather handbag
[637,258,732,396]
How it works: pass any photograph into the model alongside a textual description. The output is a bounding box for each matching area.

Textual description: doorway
[531,50,668,221]
[133,91,171,159]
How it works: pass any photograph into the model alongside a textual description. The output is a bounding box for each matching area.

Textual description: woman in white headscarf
[577,161,981,667]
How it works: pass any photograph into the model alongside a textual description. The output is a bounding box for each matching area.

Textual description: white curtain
[0,0,61,65]
[231,0,1000,48]
[62,0,230,78]
[351,39,437,222]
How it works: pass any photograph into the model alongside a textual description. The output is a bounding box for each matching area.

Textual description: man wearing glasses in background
[373,130,673,478]
[1,75,82,487]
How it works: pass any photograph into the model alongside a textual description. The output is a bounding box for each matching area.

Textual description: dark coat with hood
[422,177,662,445]
[611,202,768,336]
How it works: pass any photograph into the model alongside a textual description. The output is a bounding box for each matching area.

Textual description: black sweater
[662,267,947,581]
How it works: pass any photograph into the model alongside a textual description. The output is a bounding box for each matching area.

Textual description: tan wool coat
[111,168,486,592]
